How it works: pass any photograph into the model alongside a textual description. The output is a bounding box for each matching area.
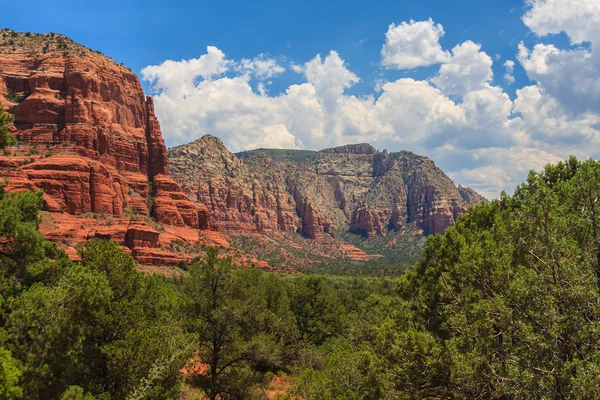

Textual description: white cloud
[522,0,600,45]
[248,124,300,149]
[460,85,515,146]
[142,46,230,97]
[294,51,360,110]
[517,0,600,115]
[504,60,515,84]
[430,40,493,95]
[518,42,600,114]
[449,147,563,199]
[512,85,600,146]
[374,79,464,144]
[381,19,450,69]
[235,54,285,79]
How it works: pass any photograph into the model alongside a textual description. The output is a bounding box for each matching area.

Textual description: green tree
[0,346,22,399]
[2,238,189,399]
[377,157,600,399]
[6,264,112,398]
[180,248,290,400]
[289,276,345,345]
[296,340,380,400]
[0,189,65,302]
[60,386,96,400]
[78,240,190,400]
[0,108,16,150]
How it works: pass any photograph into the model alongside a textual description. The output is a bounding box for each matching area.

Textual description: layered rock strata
[0,31,222,265]
[168,135,486,243]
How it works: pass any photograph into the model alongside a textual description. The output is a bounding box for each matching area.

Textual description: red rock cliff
[0,31,220,265]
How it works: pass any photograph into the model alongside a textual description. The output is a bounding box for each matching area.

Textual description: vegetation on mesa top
[234,143,425,164]
[236,148,318,163]
[0,29,132,71]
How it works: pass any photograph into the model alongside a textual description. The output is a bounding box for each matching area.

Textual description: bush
[147,181,154,211]
[4,89,29,103]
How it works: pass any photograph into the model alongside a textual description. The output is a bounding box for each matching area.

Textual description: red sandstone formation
[0,31,223,266]
[338,242,382,261]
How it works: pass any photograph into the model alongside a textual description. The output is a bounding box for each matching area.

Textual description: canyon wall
[0,31,222,265]
[168,136,486,242]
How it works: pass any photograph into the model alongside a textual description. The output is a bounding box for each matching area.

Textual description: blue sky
[3,0,600,198]
[6,0,531,94]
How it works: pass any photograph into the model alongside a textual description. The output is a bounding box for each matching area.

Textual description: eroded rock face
[168,135,487,242]
[168,135,303,235]
[152,174,211,229]
[458,185,487,205]
[0,31,219,265]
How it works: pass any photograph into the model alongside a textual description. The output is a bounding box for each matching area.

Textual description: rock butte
[0,31,226,266]
[168,136,486,260]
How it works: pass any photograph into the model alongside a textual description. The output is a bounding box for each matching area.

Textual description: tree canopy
[367,157,600,399]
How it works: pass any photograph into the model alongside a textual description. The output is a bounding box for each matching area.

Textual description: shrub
[4,89,29,103]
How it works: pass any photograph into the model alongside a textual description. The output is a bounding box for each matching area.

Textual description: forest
[3,109,600,399]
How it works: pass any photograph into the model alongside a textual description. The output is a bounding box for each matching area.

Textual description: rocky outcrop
[168,135,307,235]
[350,207,388,238]
[458,185,487,205]
[152,174,211,229]
[168,136,487,245]
[339,242,383,261]
[0,30,221,265]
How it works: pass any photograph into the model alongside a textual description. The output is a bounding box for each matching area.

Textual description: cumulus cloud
[517,0,600,115]
[381,19,450,69]
[142,46,230,97]
[522,0,600,45]
[293,51,360,110]
[461,85,514,143]
[517,42,600,114]
[374,79,464,143]
[449,147,563,199]
[430,40,494,95]
[504,60,515,84]
[512,85,600,146]
[248,124,299,149]
[235,54,285,79]
[142,6,600,199]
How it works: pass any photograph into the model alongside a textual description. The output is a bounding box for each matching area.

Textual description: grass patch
[236,148,317,163]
